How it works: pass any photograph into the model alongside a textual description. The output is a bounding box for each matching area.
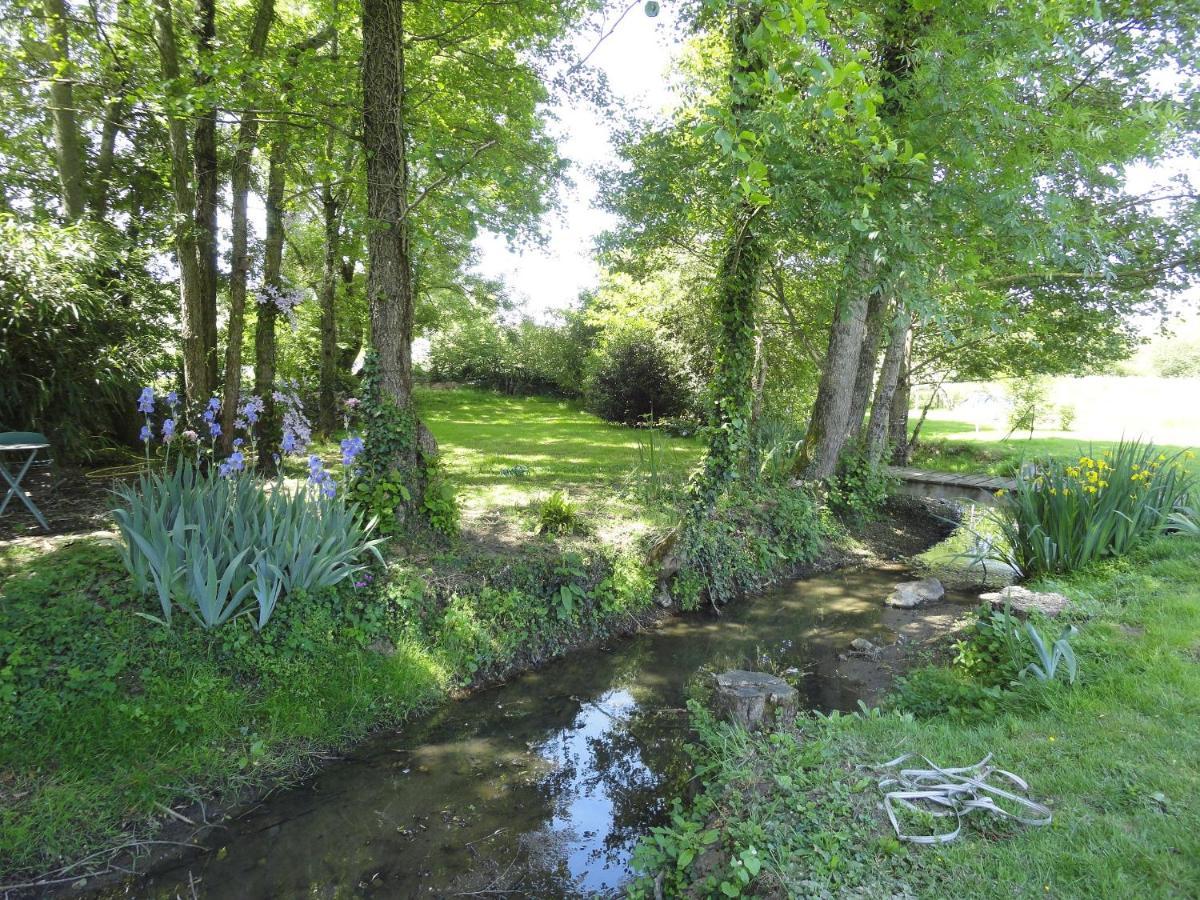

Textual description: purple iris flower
[240,395,265,426]
[162,418,176,442]
[139,423,153,443]
[166,391,179,409]
[340,436,365,467]
[137,387,155,414]
[209,421,222,439]
[208,397,221,412]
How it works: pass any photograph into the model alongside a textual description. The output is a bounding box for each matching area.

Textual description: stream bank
[108,499,967,898]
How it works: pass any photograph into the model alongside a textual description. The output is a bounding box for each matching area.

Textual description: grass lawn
[308,385,703,545]
[633,533,1200,898]
[909,415,1199,478]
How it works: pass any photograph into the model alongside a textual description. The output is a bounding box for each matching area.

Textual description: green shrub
[0,218,173,458]
[989,440,1195,575]
[586,325,691,425]
[825,442,895,522]
[348,469,411,535]
[422,468,460,538]
[1005,376,1050,438]
[1057,403,1077,431]
[535,490,580,535]
[427,314,592,397]
[112,463,384,630]
[674,484,825,610]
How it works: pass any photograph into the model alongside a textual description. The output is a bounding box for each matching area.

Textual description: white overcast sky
[472,7,1198,326]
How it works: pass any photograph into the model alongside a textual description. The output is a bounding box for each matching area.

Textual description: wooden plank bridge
[886,467,1017,505]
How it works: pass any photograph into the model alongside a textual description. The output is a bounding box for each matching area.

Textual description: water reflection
[135,565,966,898]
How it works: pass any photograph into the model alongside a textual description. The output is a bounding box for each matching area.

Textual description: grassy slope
[0,388,699,880]
[635,535,1200,898]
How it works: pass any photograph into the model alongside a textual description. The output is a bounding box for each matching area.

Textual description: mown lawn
[633,533,1200,897]
[910,417,1199,478]
[312,385,704,541]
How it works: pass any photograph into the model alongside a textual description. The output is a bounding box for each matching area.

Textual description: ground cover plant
[630,533,1200,898]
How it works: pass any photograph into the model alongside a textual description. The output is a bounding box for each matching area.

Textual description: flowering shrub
[990,440,1196,575]
[113,462,384,630]
[116,384,385,630]
[258,282,305,331]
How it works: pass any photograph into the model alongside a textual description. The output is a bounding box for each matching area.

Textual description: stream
[135,562,970,898]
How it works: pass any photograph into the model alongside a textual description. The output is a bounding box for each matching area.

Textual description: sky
[471,2,682,322]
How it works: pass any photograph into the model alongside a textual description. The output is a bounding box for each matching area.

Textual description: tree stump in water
[712,670,798,731]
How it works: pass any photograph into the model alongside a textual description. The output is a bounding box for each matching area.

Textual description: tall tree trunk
[42,0,86,221]
[845,289,888,441]
[888,347,912,464]
[704,206,765,489]
[796,254,871,481]
[318,173,341,435]
[362,0,437,495]
[254,140,285,470]
[252,24,336,468]
[220,0,276,449]
[750,326,767,431]
[318,15,342,437]
[192,0,220,392]
[865,311,912,464]
[798,6,925,481]
[154,0,209,403]
[90,93,126,220]
[698,1,766,496]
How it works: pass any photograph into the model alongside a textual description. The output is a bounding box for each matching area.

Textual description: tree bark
[254,138,285,470]
[888,346,912,464]
[363,0,437,487]
[318,14,342,437]
[865,311,912,464]
[698,1,766,496]
[845,289,888,441]
[192,0,220,392]
[42,0,86,221]
[318,172,341,434]
[154,0,209,403]
[220,0,276,449]
[90,92,126,220]
[796,255,871,480]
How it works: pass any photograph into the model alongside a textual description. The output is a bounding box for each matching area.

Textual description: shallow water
[138,564,966,899]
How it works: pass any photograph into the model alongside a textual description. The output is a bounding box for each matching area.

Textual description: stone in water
[886,577,945,609]
[712,670,797,731]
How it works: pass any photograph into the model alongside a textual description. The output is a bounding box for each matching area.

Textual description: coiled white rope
[872,753,1052,844]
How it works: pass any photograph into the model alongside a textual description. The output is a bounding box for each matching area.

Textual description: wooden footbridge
[886,467,1017,505]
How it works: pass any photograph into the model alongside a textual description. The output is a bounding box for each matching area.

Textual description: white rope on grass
[872,753,1053,844]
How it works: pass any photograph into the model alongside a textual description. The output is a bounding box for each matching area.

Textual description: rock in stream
[886,576,945,609]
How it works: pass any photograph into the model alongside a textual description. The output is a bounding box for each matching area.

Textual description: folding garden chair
[0,432,52,531]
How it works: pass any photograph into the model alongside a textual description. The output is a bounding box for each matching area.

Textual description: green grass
[417,387,702,533]
[910,417,1199,479]
[634,534,1200,897]
[0,387,690,882]
[310,386,703,543]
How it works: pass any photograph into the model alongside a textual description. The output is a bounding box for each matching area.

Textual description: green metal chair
[0,432,52,531]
